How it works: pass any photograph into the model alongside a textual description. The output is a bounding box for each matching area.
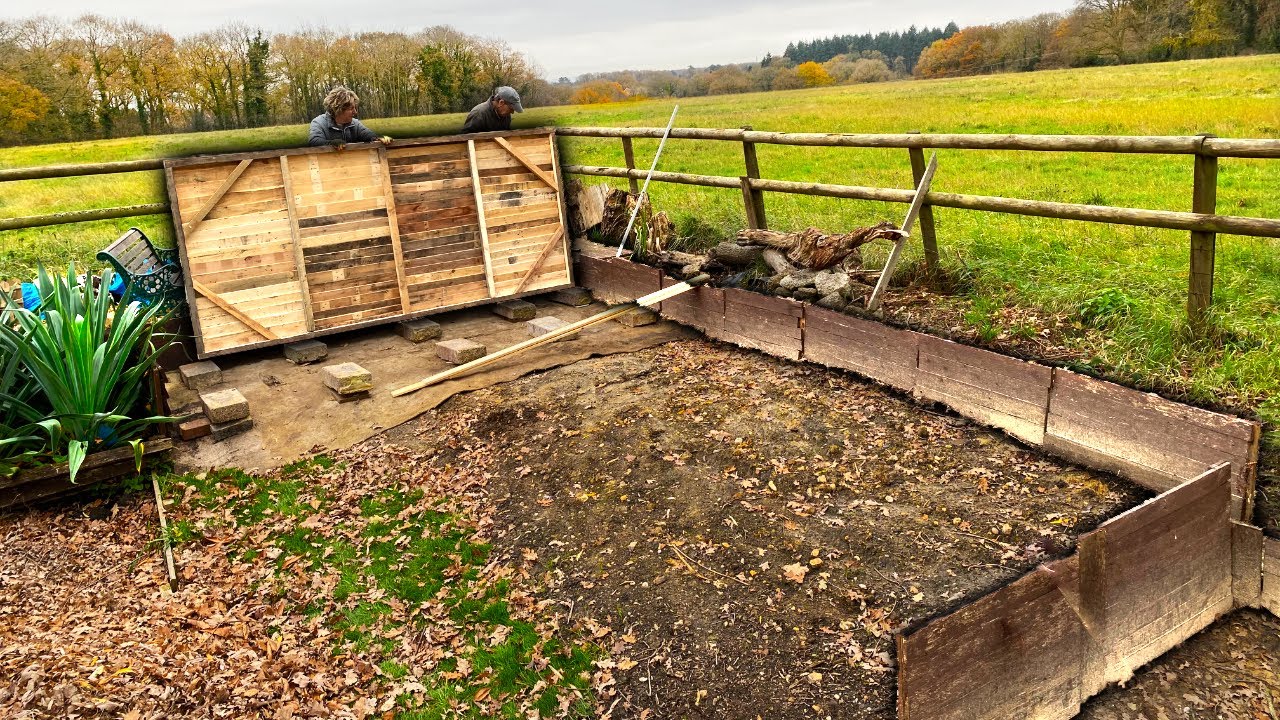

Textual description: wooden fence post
[908,130,939,270]
[740,178,760,229]
[1189,133,1218,331]
[741,126,768,230]
[621,137,640,195]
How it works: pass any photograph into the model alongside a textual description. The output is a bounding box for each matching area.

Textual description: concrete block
[211,416,253,442]
[322,362,373,395]
[436,338,486,364]
[284,340,328,364]
[526,316,570,338]
[550,287,592,307]
[493,300,537,321]
[178,361,222,390]
[398,318,442,343]
[178,417,212,441]
[200,388,249,424]
[615,307,659,327]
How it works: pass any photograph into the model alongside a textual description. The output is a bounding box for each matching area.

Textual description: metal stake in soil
[616,105,680,258]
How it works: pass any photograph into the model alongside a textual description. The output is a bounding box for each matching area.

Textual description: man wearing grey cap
[462,86,524,133]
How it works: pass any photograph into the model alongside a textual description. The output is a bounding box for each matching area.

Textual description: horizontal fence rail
[556,127,1280,158]
[558,125,1280,330]
[0,203,170,232]
[0,158,165,182]
[563,165,1280,239]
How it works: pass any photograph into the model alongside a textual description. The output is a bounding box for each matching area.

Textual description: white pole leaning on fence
[616,105,680,258]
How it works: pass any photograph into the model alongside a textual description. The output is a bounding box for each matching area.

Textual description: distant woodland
[2,0,1278,146]
[0,18,549,146]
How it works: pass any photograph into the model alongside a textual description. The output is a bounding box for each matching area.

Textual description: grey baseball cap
[494,86,524,112]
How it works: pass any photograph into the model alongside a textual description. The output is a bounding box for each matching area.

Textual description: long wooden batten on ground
[390,276,706,397]
[165,128,573,357]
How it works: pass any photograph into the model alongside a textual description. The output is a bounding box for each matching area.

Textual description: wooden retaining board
[659,275,724,333]
[916,336,1052,446]
[1044,369,1260,517]
[0,438,174,509]
[1263,537,1280,615]
[896,463,1234,720]
[802,306,919,393]
[573,255,662,305]
[717,288,804,361]
[166,129,572,358]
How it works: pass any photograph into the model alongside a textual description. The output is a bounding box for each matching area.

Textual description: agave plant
[0,264,175,482]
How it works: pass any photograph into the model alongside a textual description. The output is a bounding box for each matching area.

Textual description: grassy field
[2,55,1279,479]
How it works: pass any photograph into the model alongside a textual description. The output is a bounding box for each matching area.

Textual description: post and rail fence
[3,129,1280,329]
[557,127,1280,330]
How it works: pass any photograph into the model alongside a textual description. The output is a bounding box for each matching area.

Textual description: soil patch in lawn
[387,339,1150,719]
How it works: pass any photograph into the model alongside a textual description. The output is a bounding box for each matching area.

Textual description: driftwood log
[567,179,609,236]
[599,189,675,254]
[735,222,901,270]
[709,242,764,267]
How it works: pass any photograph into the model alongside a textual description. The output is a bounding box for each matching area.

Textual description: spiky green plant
[0,300,44,477]
[0,265,174,482]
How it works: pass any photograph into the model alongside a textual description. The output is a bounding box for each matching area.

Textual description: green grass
[2,55,1279,457]
[175,461,598,718]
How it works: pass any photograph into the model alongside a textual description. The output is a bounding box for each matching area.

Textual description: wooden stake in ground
[867,152,938,314]
[152,474,179,591]
[391,276,708,397]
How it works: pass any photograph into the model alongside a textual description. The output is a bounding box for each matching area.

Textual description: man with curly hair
[308,85,392,147]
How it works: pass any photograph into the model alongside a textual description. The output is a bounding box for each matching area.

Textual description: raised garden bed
[574,243,1275,719]
[0,438,174,511]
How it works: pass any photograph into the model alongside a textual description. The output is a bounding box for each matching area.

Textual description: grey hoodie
[308,113,379,146]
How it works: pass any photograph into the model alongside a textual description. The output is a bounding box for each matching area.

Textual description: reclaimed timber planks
[166,128,571,357]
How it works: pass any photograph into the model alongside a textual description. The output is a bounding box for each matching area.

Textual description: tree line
[781,24,960,74]
[0,16,551,146]
[915,0,1280,77]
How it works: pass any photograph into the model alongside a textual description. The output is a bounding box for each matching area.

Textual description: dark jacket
[462,99,511,134]
[308,113,379,146]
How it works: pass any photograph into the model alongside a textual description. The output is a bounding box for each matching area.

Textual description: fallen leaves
[782,563,808,583]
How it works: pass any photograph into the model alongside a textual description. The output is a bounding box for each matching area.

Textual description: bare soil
[388,339,1151,719]
[3,332,1274,719]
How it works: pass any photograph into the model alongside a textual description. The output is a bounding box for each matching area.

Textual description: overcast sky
[4,1,1073,79]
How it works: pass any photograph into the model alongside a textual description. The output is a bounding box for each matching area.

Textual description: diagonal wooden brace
[867,152,938,314]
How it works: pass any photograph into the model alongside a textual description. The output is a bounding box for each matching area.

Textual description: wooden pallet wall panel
[801,306,919,393]
[387,142,490,310]
[897,464,1234,720]
[716,288,803,360]
[916,336,1052,445]
[1045,369,1261,516]
[169,129,571,357]
[172,158,310,355]
[1263,538,1280,614]
[473,136,569,297]
[285,149,403,329]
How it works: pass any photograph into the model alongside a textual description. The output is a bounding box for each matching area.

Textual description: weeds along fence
[555,127,1280,331]
[3,129,1280,331]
